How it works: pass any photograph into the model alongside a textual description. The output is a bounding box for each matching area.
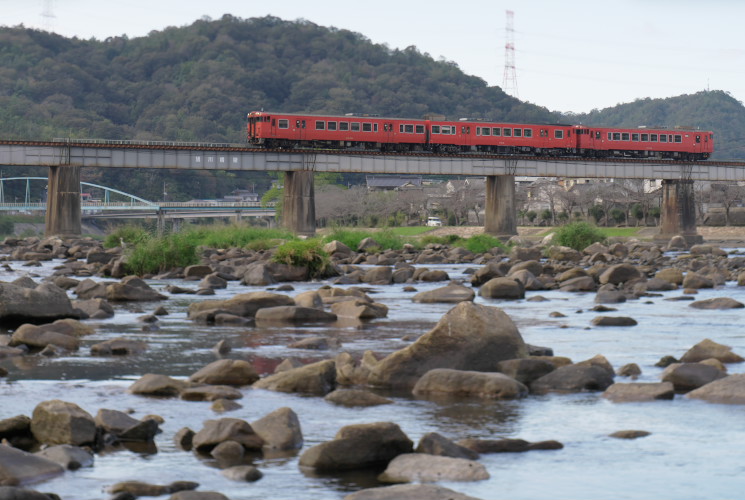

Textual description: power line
[502,10,518,98]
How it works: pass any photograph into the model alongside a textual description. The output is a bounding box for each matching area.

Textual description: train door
[295,119,306,142]
[461,124,472,149]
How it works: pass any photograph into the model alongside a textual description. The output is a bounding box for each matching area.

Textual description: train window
[607,132,612,140]
[555,130,564,139]
[650,134,657,142]
[641,133,648,141]
[504,128,512,137]
[674,135,682,143]
[328,121,337,131]
[493,127,501,136]
[340,122,349,131]
[660,135,667,143]
[514,128,522,137]
[374,124,378,132]
[432,125,440,134]
[351,123,360,132]
[541,130,548,138]
[621,133,629,141]
[416,125,425,134]
[441,125,451,134]
[696,135,701,143]
[482,127,490,136]
[612,132,621,140]
[363,123,372,132]
[524,129,532,138]
[315,121,326,130]
[399,125,404,133]
[278,119,289,129]
[404,124,414,133]
[632,133,639,141]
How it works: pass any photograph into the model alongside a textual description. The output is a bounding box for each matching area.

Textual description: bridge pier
[484,174,517,239]
[45,166,81,237]
[656,179,702,245]
[282,171,315,236]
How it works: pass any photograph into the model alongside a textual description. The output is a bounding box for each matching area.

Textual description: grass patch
[459,234,507,254]
[126,231,199,275]
[553,222,606,251]
[273,239,330,278]
[324,228,408,251]
[103,224,152,248]
[597,227,643,238]
[388,226,433,236]
[184,224,295,249]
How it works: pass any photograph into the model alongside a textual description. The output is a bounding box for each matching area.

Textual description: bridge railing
[52,138,241,149]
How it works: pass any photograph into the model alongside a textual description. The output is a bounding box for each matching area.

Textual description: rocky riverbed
[0,233,744,500]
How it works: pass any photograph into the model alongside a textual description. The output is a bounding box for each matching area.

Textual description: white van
[426,216,443,227]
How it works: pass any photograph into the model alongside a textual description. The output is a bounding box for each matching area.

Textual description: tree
[710,182,744,226]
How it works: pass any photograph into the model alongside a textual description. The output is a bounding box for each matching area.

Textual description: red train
[247,111,714,160]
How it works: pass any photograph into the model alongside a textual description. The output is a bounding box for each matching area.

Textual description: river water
[1,258,744,500]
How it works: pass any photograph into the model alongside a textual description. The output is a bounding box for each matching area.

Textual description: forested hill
[0,15,558,144]
[573,90,745,160]
[0,15,742,201]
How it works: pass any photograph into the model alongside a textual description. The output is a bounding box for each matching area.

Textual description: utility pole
[502,10,519,98]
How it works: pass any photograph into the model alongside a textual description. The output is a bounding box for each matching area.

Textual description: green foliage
[460,234,506,254]
[526,211,537,223]
[324,228,406,251]
[126,231,199,275]
[183,224,294,249]
[103,224,152,248]
[588,205,604,224]
[272,239,329,278]
[0,216,14,236]
[553,222,606,251]
[610,208,626,225]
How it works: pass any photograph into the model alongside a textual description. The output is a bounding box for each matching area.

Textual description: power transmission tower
[502,10,519,98]
[41,0,56,32]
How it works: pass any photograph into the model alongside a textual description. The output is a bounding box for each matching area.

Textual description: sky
[2,0,744,114]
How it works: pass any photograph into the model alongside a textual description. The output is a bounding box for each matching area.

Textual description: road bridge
[3,139,743,241]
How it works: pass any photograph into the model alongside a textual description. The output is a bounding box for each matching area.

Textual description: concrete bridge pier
[657,179,702,245]
[45,165,81,237]
[282,171,316,236]
[484,174,517,239]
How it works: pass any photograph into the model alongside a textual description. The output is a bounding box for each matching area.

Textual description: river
[1,258,744,499]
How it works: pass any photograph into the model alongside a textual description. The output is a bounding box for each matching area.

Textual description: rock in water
[368,302,527,390]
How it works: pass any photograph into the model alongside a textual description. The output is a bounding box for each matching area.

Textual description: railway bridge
[3,139,745,242]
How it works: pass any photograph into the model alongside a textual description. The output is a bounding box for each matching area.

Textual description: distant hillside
[573,90,745,159]
[0,16,742,202]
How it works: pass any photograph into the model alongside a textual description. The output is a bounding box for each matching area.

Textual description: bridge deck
[1,139,744,181]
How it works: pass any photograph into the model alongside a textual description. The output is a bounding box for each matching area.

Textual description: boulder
[680,339,744,363]
[199,273,228,290]
[661,363,726,392]
[531,364,615,394]
[0,444,64,486]
[293,290,324,309]
[415,432,479,460]
[35,444,94,470]
[655,268,684,285]
[645,277,677,292]
[599,264,641,285]
[412,284,475,304]
[169,492,230,500]
[250,407,303,451]
[591,316,637,327]
[187,291,295,319]
[180,385,243,402]
[602,382,675,402]
[335,351,380,386]
[9,324,80,351]
[367,302,527,390]
[298,422,413,471]
[361,266,393,285]
[610,430,651,439]
[0,486,63,499]
[343,484,484,500]
[682,272,714,289]
[109,481,198,497]
[255,305,337,324]
[0,282,79,326]
[71,298,115,319]
[30,400,96,446]
[106,276,167,301]
[192,418,264,453]
[330,300,388,319]
[221,465,263,482]
[495,358,556,385]
[324,389,393,407]
[324,240,353,258]
[689,298,745,310]
[90,338,147,356]
[95,409,159,442]
[457,438,563,453]
[687,373,745,404]
[559,276,597,292]
[189,359,259,386]
[478,277,524,300]
[184,265,213,279]
[378,453,489,483]
[547,246,582,262]
[412,369,528,400]
[241,262,276,286]
[253,359,337,395]
[128,374,187,397]
[469,262,504,287]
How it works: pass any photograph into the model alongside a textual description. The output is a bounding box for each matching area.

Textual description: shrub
[273,239,330,278]
[553,222,606,251]
[104,224,151,248]
[324,228,406,251]
[125,231,199,275]
[462,234,507,254]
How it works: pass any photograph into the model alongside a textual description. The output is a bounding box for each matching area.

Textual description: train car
[575,125,713,160]
[248,111,713,160]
